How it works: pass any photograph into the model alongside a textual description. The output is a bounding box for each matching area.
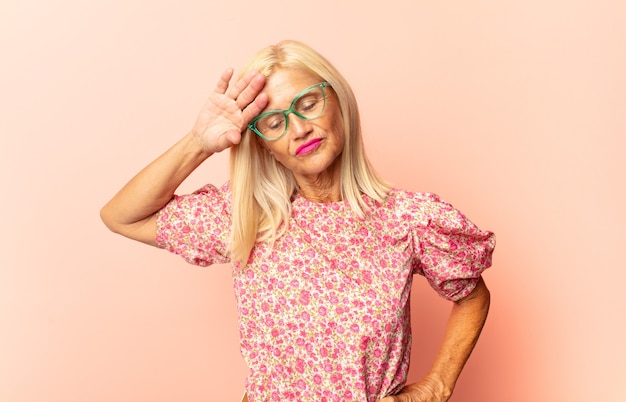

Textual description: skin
[258,68,345,203]
[101,68,491,401]
[379,277,490,401]
[100,69,268,245]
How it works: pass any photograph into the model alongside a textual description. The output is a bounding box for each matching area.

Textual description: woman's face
[256,68,345,185]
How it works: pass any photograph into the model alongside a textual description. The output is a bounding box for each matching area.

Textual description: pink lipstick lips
[296,138,323,156]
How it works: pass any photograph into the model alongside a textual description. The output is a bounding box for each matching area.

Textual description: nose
[286,113,312,139]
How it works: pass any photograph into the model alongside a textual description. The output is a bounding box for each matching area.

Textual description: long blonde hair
[229,40,390,265]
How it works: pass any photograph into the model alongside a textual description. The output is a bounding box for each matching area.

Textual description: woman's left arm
[381,276,491,402]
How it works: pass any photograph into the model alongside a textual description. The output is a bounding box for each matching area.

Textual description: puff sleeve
[412,194,495,301]
[155,183,232,266]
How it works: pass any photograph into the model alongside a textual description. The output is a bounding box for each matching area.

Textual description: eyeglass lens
[255,84,326,139]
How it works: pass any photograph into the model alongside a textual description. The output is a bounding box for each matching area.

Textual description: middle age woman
[101,40,495,402]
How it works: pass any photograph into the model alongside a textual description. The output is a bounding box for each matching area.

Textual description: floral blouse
[156,183,495,402]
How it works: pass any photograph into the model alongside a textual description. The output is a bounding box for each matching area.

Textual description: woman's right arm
[100,69,268,246]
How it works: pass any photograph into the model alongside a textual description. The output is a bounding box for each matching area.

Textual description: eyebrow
[264,82,326,112]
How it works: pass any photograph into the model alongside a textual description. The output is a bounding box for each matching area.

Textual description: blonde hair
[229,40,390,265]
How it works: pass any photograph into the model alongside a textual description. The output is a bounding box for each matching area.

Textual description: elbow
[457,277,491,312]
[474,277,490,307]
[478,277,490,305]
[99,204,121,234]
[99,204,158,246]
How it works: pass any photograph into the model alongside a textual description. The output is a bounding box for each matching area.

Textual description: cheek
[263,140,289,161]
[330,116,345,148]
[258,137,278,156]
[328,106,345,139]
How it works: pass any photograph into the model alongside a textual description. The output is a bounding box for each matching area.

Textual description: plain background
[1,0,625,401]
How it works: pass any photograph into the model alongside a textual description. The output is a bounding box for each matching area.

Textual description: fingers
[215,68,267,113]
[235,72,267,125]
[214,68,234,95]
[234,72,266,110]
[220,69,268,122]
[241,92,269,124]
[226,70,261,100]
[208,68,267,136]
[219,70,263,108]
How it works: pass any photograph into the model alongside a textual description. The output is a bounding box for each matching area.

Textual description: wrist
[185,131,213,160]
[422,372,454,398]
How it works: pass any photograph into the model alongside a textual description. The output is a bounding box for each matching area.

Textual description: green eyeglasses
[247,82,330,141]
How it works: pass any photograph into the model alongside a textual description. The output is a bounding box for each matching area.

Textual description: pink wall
[2,0,625,401]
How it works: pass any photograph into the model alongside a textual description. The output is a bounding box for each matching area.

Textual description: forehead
[262,68,321,108]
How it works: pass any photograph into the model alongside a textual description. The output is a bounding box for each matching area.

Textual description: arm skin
[380,277,491,402]
[100,69,268,245]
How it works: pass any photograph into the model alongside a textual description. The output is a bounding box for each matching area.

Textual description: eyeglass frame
[247,82,330,141]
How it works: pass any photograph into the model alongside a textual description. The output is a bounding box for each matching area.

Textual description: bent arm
[100,69,268,245]
[100,133,211,245]
[426,276,490,396]
[381,277,491,401]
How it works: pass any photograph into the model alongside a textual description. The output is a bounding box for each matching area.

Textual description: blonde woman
[101,40,495,402]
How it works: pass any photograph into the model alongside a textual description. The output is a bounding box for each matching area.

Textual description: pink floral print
[156,183,495,401]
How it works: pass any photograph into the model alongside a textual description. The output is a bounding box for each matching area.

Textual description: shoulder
[192,181,231,196]
[382,188,448,213]
[377,188,470,229]
[165,181,232,215]
[385,188,442,203]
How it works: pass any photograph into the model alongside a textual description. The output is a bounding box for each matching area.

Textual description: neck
[295,164,342,203]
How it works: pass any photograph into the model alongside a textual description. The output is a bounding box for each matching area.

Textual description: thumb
[213,129,242,151]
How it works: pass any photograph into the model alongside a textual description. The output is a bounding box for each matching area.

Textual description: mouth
[295,138,323,156]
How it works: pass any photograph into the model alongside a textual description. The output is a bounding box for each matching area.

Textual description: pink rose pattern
[156,184,495,401]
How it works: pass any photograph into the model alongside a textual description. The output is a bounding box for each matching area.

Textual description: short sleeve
[155,182,232,266]
[412,194,495,301]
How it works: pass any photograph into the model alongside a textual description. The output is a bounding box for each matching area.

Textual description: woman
[101,40,495,401]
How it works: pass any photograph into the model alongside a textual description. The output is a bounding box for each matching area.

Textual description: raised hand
[192,68,268,154]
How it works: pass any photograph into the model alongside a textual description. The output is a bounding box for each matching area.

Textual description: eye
[296,94,321,113]
[263,113,286,131]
